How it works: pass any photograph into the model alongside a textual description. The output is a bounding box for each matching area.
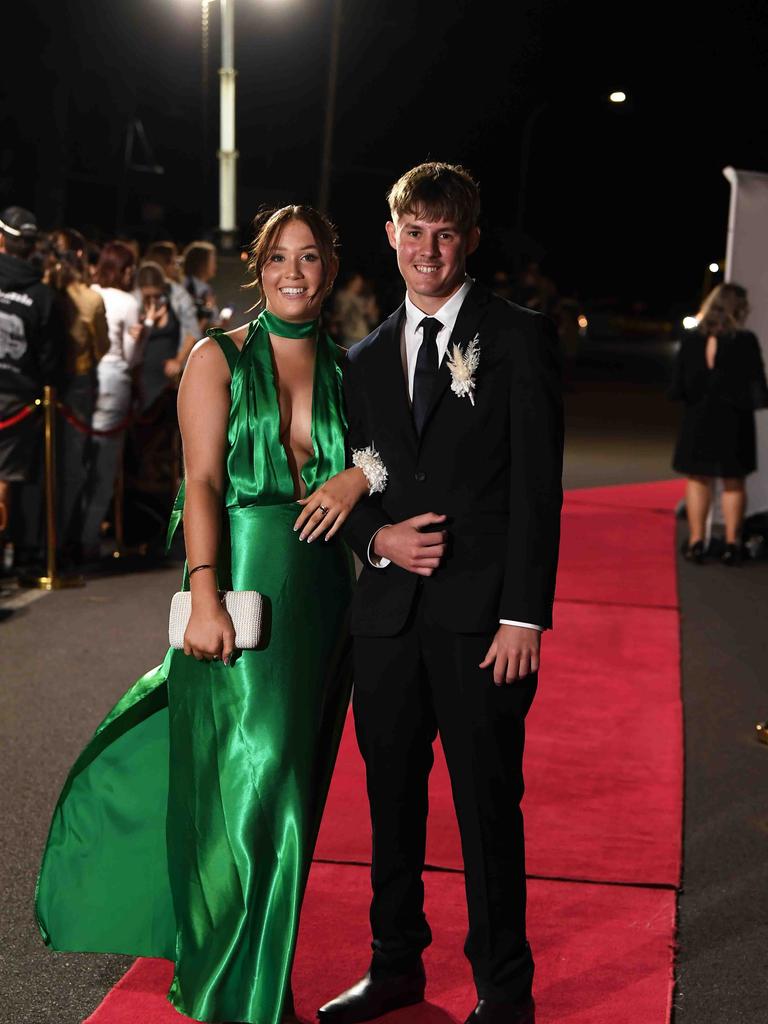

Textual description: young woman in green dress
[36,207,376,1024]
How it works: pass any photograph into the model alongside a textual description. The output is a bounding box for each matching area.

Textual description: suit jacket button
[414,470,426,482]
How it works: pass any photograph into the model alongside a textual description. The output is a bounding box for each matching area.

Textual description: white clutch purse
[168,590,264,650]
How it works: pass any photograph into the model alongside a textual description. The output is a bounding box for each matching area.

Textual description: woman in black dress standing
[672,283,768,564]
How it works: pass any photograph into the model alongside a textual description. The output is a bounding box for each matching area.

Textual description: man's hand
[373,513,447,576]
[480,624,541,685]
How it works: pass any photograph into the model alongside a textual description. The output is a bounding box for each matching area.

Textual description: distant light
[578,315,588,329]
[220,307,234,320]
[683,316,698,330]
[709,262,720,273]
[609,91,627,104]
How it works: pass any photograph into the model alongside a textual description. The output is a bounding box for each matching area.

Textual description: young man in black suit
[318,163,563,1024]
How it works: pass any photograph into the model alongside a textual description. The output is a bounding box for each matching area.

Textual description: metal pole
[218,0,238,251]
[201,0,211,201]
[20,386,83,590]
[110,436,151,561]
[318,0,342,215]
[111,441,125,559]
[43,386,57,583]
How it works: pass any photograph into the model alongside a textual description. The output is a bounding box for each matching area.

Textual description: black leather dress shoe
[317,965,426,1024]
[463,996,535,1024]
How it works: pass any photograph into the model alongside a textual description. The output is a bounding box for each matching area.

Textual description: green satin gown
[36,312,354,1024]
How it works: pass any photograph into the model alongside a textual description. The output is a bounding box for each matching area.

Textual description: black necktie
[412,316,442,434]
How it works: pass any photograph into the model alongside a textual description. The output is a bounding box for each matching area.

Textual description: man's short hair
[387,162,481,233]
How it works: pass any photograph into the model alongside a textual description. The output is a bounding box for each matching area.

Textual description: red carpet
[555,504,679,608]
[565,478,685,513]
[317,603,682,886]
[89,865,675,1024]
[86,482,682,1023]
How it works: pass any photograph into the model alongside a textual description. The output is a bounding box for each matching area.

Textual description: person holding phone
[134,261,194,410]
[125,262,199,544]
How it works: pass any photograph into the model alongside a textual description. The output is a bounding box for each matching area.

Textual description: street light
[200,0,291,251]
[218,0,237,250]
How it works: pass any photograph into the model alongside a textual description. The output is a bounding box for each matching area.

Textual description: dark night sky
[3,0,767,310]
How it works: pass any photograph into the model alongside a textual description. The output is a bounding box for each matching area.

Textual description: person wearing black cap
[0,206,63,571]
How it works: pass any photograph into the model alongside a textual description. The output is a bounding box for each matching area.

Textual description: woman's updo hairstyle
[245,205,339,303]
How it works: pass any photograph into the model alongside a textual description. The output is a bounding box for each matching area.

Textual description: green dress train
[35,312,355,1024]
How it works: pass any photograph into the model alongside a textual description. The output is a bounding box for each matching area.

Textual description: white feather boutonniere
[446,333,480,406]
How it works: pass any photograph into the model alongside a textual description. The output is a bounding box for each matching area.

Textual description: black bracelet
[189,563,216,577]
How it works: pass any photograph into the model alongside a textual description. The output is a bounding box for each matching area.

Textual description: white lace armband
[352,443,388,495]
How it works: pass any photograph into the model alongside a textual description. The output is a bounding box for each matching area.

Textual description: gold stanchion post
[20,385,84,590]
[110,441,126,559]
[110,438,149,560]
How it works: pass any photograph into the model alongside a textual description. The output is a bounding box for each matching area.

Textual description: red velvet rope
[56,403,134,438]
[0,403,37,431]
[0,395,163,437]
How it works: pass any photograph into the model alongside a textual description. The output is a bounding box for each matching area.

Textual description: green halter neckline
[258,309,318,339]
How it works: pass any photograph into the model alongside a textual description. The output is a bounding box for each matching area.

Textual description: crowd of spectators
[0,206,388,581]
[0,201,569,582]
[0,205,227,577]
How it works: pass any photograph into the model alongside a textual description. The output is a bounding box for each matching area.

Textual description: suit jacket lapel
[419,282,491,441]
[375,304,417,452]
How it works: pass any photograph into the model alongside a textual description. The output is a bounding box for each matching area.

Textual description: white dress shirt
[367,278,543,632]
[403,278,474,400]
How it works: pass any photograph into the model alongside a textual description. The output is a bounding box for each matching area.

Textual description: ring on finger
[318,505,329,518]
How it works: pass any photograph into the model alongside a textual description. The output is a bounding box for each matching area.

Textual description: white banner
[723,167,768,515]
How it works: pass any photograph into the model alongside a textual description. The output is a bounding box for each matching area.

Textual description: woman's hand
[293,467,369,542]
[183,598,236,664]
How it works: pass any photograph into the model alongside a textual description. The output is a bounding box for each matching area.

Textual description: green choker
[258,309,318,339]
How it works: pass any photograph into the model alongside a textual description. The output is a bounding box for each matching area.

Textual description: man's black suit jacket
[342,282,564,637]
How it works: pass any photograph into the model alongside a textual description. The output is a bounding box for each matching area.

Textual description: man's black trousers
[352,592,537,1001]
